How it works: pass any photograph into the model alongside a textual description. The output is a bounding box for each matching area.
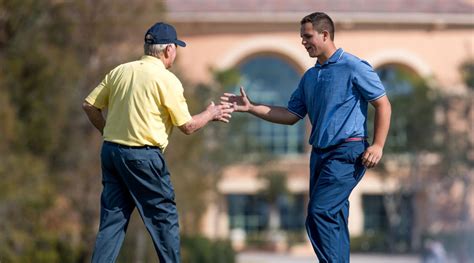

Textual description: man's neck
[158,54,171,69]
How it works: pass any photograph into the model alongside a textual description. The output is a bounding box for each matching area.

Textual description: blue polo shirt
[287,48,386,149]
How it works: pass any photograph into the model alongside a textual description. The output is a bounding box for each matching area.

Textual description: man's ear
[322,30,331,41]
[164,45,172,58]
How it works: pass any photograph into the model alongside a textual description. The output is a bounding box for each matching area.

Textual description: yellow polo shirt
[85,55,192,150]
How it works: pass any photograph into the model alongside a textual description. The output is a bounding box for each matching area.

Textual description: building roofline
[168,12,474,26]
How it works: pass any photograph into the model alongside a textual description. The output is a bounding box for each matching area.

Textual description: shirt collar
[316,48,344,67]
[140,55,166,69]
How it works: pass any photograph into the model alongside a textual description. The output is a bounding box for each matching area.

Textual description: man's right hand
[220,86,252,112]
[206,101,233,123]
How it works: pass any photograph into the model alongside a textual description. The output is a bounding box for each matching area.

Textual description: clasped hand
[206,86,251,123]
[206,101,234,123]
[220,86,251,112]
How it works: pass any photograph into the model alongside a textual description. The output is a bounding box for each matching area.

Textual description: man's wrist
[205,109,214,121]
[371,141,384,148]
[247,102,256,113]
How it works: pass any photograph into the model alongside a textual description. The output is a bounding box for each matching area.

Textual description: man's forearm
[249,104,299,125]
[180,110,212,135]
[371,97,391,147]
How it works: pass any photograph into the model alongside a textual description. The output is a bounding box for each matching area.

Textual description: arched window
[374,64,435,152]
[232,55,305,155]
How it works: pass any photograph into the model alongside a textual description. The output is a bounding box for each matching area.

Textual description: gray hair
[144,43,172,57]
[144,34,173,56]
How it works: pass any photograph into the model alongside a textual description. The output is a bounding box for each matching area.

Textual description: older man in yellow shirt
[83,22,232,263]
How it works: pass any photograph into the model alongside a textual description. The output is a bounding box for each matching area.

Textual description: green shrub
[245,232,267,249]
[0,230,80,263]
[181,235,235,263]
[286,230,306,247]
[351,232,388,252]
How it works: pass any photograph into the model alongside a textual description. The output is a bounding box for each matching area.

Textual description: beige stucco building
[164,0,474,252]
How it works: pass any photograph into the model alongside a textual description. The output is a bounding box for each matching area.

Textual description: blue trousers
[91,141,180,263]
[306,141,367,263]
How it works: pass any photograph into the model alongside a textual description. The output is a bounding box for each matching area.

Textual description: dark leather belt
[313,137,366,152]
[104,141,160,150]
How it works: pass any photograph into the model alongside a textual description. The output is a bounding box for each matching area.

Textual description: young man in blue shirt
[221,12,391,263]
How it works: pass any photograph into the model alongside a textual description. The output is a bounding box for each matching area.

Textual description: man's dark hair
[300,12,335,41]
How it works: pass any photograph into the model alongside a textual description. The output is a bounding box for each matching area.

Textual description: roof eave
[167,11,474,26]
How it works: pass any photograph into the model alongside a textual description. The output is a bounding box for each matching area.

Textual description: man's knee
[306,208,339,230]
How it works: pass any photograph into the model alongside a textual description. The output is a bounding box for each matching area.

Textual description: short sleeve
[160,75,192,126]
[353,60,386,101]
[85,73,111,109]
[287,77,307,119]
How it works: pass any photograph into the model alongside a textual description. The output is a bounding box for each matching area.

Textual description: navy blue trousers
[306,141,368,263]
[91,141,180,263]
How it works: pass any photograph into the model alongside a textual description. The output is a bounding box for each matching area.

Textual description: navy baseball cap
[144,22,186,47]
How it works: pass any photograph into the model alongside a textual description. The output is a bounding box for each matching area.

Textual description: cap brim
[175,39,186,47]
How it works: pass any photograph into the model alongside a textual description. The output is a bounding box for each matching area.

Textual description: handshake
[207,87,250,123]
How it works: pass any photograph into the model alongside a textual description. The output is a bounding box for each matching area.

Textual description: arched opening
[372,63,436,152]
[229,53,305,156]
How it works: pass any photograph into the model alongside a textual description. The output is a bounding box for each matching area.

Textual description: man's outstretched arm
[362,95,391,168]
[220,87,300,125]
[178,101,233,135]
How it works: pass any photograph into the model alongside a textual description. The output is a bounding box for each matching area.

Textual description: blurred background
[0,0,473,262]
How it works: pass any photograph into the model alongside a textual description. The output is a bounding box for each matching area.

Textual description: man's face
[300,22,325,58]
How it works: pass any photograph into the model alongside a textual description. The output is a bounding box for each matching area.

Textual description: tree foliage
[459,59,474,89]
[164,68,243,236]
[369,64,474,256]
[0,0,164,261]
